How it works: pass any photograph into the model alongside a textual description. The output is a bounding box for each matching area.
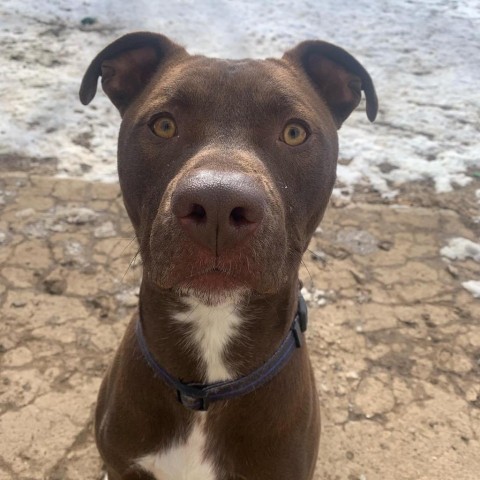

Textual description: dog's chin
[175,285,249,306]
[172,271,249,306]
[166,269,252,306]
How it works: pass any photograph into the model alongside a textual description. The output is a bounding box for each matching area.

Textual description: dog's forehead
[146,55,314,113]
[163,56,290,90]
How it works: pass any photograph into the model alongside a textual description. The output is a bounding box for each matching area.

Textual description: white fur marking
[174,297,243,382]
[136,416,216,480]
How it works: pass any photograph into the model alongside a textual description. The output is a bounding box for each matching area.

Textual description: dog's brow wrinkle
[158,89,195,109]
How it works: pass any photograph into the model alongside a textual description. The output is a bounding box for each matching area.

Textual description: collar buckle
[291,318,303,348]
[177,390,210,411]
[298,295,308,332]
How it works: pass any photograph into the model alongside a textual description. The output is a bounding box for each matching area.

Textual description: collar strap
[135,295,308,411]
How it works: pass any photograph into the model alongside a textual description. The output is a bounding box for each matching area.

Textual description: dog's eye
[282,123,308,146]
[151,117,177,139]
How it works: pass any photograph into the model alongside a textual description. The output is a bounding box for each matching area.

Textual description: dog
[80,31,377,480]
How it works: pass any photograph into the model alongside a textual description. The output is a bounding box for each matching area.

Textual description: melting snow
[0,0,479,193]
[441,237,480,300]
[440,238,480,263]
[462,281,480,299]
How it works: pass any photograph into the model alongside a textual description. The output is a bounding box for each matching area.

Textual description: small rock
[336,386,347,396]
[336,228,378,256]
[65,207,97,225]
[330,246,350,259]
[446,264,459,278]
[81,16,97,26]
[94,221,117,238]
[331,187,352,207]
[310,250,327,263]
[0,231,6,244]
[49,223,66,233]
[43,276,67,295]
[378,240,394,251]
[12,300,27,308]
[301,287,336,307]
[378,162,397,174]
[63,240,86,265]
[350,269,366,284]
[356,290,371,304]
[465,386,479,403]
[346,371,359,380]
[15,208,36,218]
[116,291,138,308]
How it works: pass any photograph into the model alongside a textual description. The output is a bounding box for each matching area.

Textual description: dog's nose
[171,170,265,255]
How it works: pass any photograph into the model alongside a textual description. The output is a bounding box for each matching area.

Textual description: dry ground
[0,163,479,479]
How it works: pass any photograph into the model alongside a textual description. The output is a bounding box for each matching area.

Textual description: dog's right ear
[283,41,378,128]
[80,32,186,115]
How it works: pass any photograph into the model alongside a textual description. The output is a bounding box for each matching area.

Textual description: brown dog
[80,32,377,480]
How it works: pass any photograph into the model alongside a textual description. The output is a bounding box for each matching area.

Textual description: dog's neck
[138,279,299,384]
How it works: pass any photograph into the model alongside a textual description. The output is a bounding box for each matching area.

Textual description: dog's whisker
[123,249,141,281]
[300,258,313,286]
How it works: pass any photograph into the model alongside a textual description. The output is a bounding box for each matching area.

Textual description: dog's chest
[136,417,216,480]
[136,299,243,479]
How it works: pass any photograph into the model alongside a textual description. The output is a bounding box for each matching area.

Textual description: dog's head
[81,32,377,304]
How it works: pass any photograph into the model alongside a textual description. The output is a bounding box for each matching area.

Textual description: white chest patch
[136,416,216,480]
[174,297,243,382]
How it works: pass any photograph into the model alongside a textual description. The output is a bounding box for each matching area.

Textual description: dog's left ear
[284,41,378,128]
[80,32,186,115]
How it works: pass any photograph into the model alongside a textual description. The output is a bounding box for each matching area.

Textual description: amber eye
[282,123,308,146]
[151,117,177,139]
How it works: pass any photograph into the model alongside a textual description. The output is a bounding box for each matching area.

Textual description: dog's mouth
[171,264,251,305]
[177,264,248,291]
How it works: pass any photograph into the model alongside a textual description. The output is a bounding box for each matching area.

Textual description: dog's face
[81,33,377,304]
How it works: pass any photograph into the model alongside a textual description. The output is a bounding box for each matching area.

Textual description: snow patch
[440,238,480,263]
[462,281,480,299]
[301,287,336,307]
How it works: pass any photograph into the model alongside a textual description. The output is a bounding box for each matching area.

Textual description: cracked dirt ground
[0,165,479,480]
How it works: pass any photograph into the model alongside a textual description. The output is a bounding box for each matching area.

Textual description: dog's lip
[185,266,236,281]
[154,251,261,290]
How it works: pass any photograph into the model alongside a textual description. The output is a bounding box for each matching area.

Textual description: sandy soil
[0,160,479,480]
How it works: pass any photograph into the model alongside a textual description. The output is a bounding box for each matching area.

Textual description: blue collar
[135,295,308,411]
